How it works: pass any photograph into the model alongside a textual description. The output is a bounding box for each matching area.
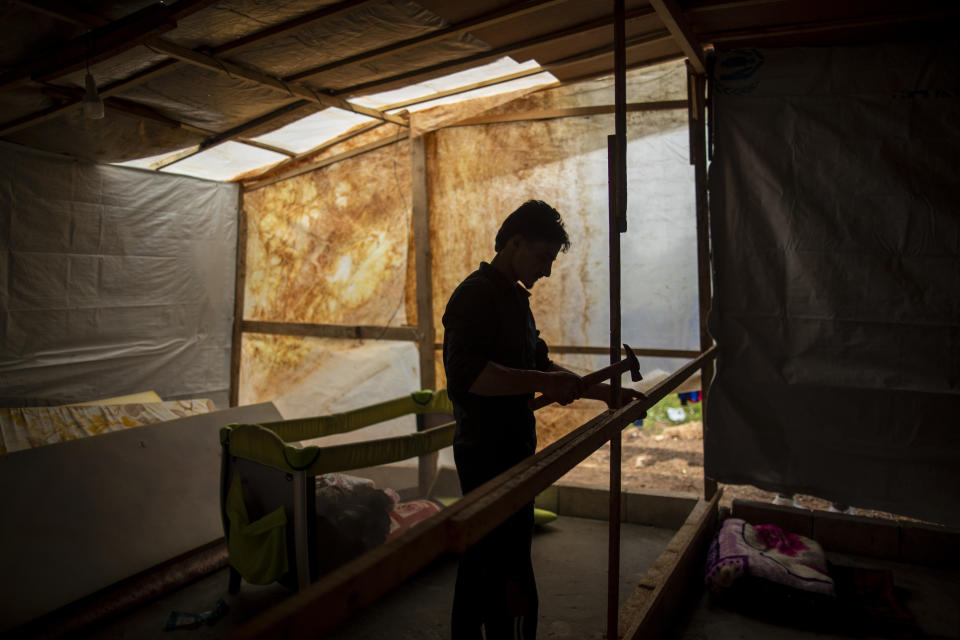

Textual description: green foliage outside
[632,393,702,435]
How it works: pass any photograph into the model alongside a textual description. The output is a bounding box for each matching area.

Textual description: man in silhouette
[443,200,641,639]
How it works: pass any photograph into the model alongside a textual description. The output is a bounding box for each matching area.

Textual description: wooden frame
[228,347,716,639]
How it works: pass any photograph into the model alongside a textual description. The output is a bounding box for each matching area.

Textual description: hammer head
[623,344,642,382]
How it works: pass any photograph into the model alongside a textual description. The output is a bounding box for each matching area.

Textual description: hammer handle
[529,360,632,411]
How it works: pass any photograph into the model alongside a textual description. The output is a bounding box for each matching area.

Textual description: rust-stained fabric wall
[430,61,696,381]
[240,141,420,444]
[238,61,696,455]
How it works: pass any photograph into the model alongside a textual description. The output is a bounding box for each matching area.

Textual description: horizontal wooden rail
[449,101,688,127]
[227,346,716,639]
[241,320,419,342]
[432,343,700,359]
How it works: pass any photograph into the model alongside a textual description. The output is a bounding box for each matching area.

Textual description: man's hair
[494,200,571,253]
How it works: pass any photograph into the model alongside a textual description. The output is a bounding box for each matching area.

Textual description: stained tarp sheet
[0,143,238,405]
[239,62,695,456]
[705,43,960,526]
[429,61,697,377]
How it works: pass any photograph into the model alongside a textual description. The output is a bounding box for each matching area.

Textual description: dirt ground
[535,400,901,520]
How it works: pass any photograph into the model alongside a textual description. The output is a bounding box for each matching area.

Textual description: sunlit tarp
[0,142,238,405]
[240,61,696,455]
[243,142,412,326]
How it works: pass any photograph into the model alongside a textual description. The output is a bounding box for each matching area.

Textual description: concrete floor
[666,552,960,640]
[86,516,676,639]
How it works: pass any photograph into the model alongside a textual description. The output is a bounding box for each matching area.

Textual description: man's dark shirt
[442,262,552,463]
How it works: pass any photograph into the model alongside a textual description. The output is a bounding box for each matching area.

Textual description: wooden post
[229,189,247,407]
[411,133,438,497]
[688,63,716,500]
[607,0,627,635]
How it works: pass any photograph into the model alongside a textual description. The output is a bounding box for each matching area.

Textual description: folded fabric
[705,518,835,596]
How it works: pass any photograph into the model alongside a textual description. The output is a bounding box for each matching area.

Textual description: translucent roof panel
[355,57,554,111]
[249,108,375,154]
[114,146,200,171]
[159,141,288,182]
[394,70,557,113]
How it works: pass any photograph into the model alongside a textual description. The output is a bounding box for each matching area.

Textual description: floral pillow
[705,517,835,596]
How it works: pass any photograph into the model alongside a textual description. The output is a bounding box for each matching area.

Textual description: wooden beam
[428,344,700,359]
[543,30,673,71]
[448,100,687,127]
[229,347,716,638]
[286,0,570,83]
[701,9,960,44]
[648,0,706,74]
[150,100,310,169]
[140,38,407,126]
[619,490,721,639]
[332,6,657,97]
[411,133,438,497]
[211,0,381,56]
[608,2,628,633]
[688,65,716,500]
[3,0,217,88]
[4,1,395,136]
[243,129,408,191]
[230,192,248,408]
[234,65,550,184]
[377,66,552,112]
[240,320,419,342]
[448,348,716,553]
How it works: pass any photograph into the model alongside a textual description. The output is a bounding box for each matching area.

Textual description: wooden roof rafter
[332,5,658,98]
[648,0,707,74]
[701,8,960,44]
[284,0,572,83]
[239,65,551,186]
[2,0,218,89]
[5,0,406,136]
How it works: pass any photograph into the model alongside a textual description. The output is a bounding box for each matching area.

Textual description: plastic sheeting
[429,61,697,377]
[239,62,695,461]
[0,143,238,405]
[705,43,960,526]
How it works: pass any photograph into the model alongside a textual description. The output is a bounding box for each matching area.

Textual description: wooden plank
[3,0,217,88]
[648,0,705,74]
[333,6,657,97]
[240,320,419,342]
[608,3,628,634]
[212,0,380,56]
[619,490,720,639]
[688,65,716,499]
[142,38,407,126]
[287,0,570,83]
[411,133,437,497]
[546,345,699,358]
[450,101,688,127]
[233,66,548,184]
[229,191,247,407]
[243,130,409,191]
[544,30,673,71]
[447,349,717,553]
[228,349,716,638]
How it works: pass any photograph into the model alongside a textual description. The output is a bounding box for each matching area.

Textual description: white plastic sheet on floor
[705,42,960,526]
[0,143,238,405]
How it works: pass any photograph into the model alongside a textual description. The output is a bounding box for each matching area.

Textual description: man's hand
[607,386,647,410]
[541,370,583,406]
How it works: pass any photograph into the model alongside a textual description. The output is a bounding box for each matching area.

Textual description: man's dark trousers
[451,444,538,639]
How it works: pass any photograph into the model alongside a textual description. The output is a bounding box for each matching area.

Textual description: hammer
[529,344,643,410]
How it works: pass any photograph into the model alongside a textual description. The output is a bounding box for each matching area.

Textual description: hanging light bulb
[83,71,104,120]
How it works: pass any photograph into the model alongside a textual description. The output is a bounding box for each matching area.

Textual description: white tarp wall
[705,42,960,526]
[0,143,239,406]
